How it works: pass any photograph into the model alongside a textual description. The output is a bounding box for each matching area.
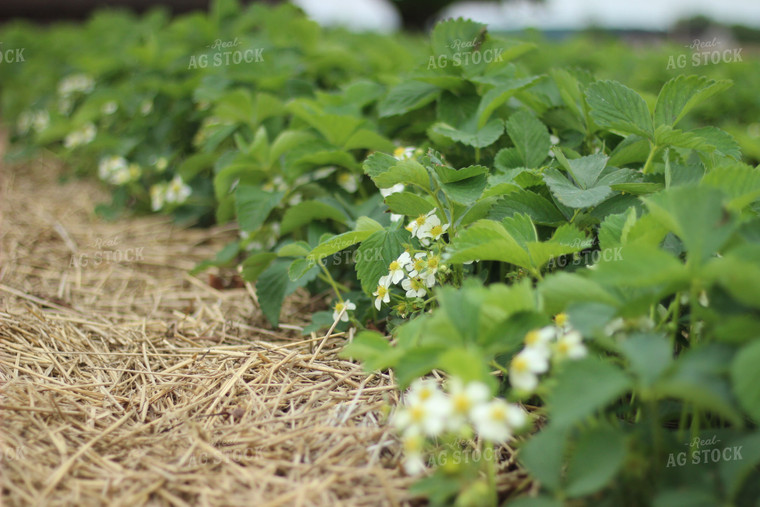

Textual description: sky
[293,0,760,31]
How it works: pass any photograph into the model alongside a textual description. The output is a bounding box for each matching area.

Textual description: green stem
[485,441,497,507]
[642,143,659,175]
[317,261,345,301]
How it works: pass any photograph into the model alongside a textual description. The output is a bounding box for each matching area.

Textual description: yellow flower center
[415,214,427,226]
[512,356,529,373]
[394,147,406,158]
[376,285,388,298]
[525,330,540,346]
[334,302,345,313]
[389,261,400,271]
[418,388,432,401]
[413,259,426,272]
[411,278,425,291]
[430,224,443,237]
[557,340,571,354]
[490,406,506,422]
[453,394,470,414]
[410,405,425,423]
[555,313,568,327]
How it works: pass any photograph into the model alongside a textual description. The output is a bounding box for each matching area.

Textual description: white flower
[57,74,94,96]
[405,209,438,238]
[332,299,356,323]
[155,156,168,172]
[471,400,527,442]
[509,347,549,393]
[387,259,406,285]
[394,388,450,437]
[523,327,556,358]
[447,379,490,431]
[98,156,129,184]
[550,134,560,145]
[32,111,50,133]
[390,213,404,222]
[401,277,427,298]
[380,183,405,197]
[101,101,118,115]
[420,254,442,288]
[408,253,427,278]
[288,193,303,206]
[554,330,587,361]
[396,251,413,270]
[406,378,443,406]
[400,432,426,474]
[393,146,416,161]
[150,183,167,211]
[417,215,449,245]
[165,175,192,204]
[373,276,391,310]
[337,172,359,193]
[312,167,335,180]
[140,99,153,116]
[64,123,96,149]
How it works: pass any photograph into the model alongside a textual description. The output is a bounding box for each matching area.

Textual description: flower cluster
[97,156,141,186]
[372,249,444,310]
[508,313,588,393]
[17,110,49,135]
[63,123,96,149]
[150,175,192,211]
[405,209,449,246]
[393,378,529,474]
[57,74,95,97]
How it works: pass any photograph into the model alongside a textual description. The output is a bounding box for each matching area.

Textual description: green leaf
[565,425,627,498]
[476,77,542,128]
[372,159,430,189]
[339,331,401,371]
[378,81,440,117]
[657,345,744,427]
[586,80,653,138]
[256,259,318,327]
[620,333,673,388]
[430,17,487,63]
[506,110,551,169]
[643,186,736,264]
[437,347,495,389]
[731,340,760,421]
[434,164,488,204]
[539,273,620,315]
[701,163,760,211]
[384,192,434,217]
[519,424,568,492]
[235,185,284,232]
[590,244,688,287]
[240,252,277,282]
[356,228,410,295]
[342,128,395,152]
[280,200,349,234]
[488,190,566,226]
[547,357,632,428]
[543,167,613,209]
[654,75,732,128]
[307,217,384,262]
[431,118,505,148]
[277,241,311,258]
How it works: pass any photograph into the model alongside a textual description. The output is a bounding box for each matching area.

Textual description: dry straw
[0,139,528,505]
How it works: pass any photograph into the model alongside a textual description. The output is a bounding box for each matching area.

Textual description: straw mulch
[0,145,418,506]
